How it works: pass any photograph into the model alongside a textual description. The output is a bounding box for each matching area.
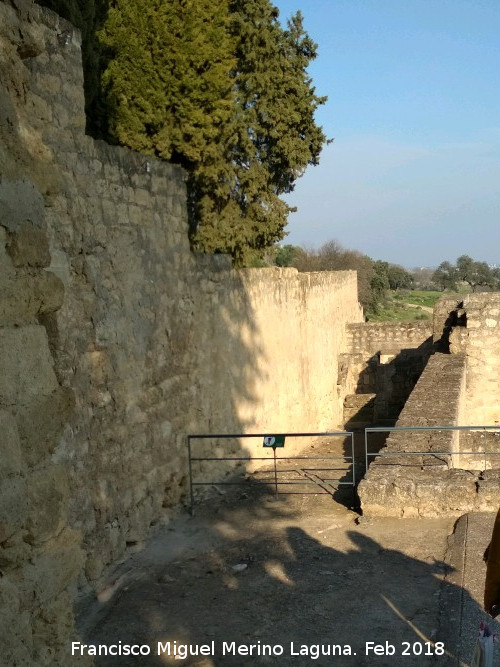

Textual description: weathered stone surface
[0,409,23,476]
[0,325,59,404]
[33,591,92,666]
[0,271,64,326]
[0,476,28,542]
[6,222,51,267]
[0,179,45,232]
[16,386,75,467]
[360,353,469,517]
[0,578,33,666]
[0,529,31,572]
[15,529,84,609]
[26,465,69,545]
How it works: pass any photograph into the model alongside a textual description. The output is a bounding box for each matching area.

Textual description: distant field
[368,289,443,322]
[392,290,442,308]
[367,302,432,322]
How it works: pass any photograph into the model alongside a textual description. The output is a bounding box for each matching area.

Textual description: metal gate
[187,431,355,513]
[364,424,500,471]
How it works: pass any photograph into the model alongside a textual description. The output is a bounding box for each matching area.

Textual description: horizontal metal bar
[366,425,500,433]
[191,455,353,462]
[188,431,351,440]
[193,480,353,487]
[254,478,349,483]
[367,450,500,457]
[252,468,350,474]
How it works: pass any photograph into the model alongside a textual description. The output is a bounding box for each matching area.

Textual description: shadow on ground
[77,486,497,667]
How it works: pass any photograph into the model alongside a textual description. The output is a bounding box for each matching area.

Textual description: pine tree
[99,0,235,161]
[46,0,328,264]
[192,1,327,263]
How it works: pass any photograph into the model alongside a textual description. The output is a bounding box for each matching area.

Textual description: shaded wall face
[341,322,433,424]
[0,11,363,665]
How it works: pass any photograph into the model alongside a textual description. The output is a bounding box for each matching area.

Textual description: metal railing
[365,425,500,472]
[187,431,355,513]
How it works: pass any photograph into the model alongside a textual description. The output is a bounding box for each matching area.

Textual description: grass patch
[392,290,442,308]
[367,302,432,322]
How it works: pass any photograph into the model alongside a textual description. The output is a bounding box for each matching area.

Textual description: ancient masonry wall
[360,295,500,518]
[0,3,363,664]
[339,321,433,425]
[445,293,500,425]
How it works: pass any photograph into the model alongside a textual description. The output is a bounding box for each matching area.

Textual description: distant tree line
[36,0,328,266]
[273,243,500,315]
[274,241,414,316]
[432,255,500,292]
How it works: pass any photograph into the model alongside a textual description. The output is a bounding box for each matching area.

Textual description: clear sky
[274,0,500,268]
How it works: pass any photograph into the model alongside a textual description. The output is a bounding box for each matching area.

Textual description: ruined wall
[0,2,363,662]
[0,4,87,664]
[13,2,362,577]
[358,353,470,518]
[360,295,500,518]
[340,321,433,425]
[447,294,500,425]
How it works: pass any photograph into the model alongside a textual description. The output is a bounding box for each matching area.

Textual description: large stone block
[26,464,69,545]
[0,180,45,233]
[32,590,92,666]
[0,409,23,477]
[15,528,83,610]
[0,578,33,666]
[6,223,50,267]
[16,386,75,467]
[0,325,59,403]
[0,529,31,572]
[0,271,64,326]
[0,477,28,542]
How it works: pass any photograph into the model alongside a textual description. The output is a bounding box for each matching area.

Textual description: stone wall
[447,293,500,425]
[0,2,363,662]
[358,353,469,517]
[359,295,500,518]
[339,321,433,425]
[0,202,87,666]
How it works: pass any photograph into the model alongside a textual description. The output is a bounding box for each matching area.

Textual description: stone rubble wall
[448,293,500,425]
[358,353,470,517]
[0,2,363,662]
[360,295,500,518]
[339,321,433,425]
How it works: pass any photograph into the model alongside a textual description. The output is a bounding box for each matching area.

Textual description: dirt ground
[78,477,467,667]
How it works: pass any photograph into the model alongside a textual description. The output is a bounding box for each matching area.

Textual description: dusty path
[77,486,472,667]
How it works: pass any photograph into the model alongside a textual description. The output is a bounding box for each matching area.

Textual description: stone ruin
[2,1,500,664]
[359,293,500,517]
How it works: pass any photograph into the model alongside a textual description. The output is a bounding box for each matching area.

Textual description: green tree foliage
[274,244,302,267]
[98,0,327,264]
[433,255,500,292]
[387,265,414,290]
[372,261,413,291]
[99,0,235,160]
[433,261,458,291]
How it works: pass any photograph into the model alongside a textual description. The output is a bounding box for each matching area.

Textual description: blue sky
[274,0,500,268]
